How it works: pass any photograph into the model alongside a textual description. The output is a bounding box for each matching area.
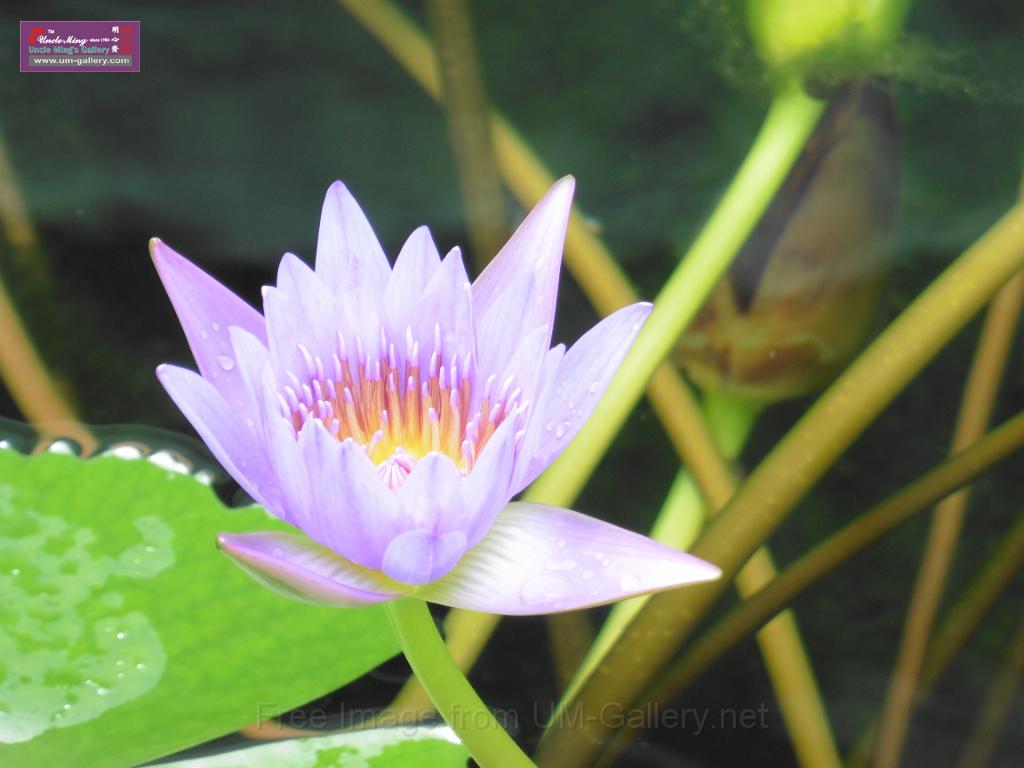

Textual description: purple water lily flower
[154,178,719,614]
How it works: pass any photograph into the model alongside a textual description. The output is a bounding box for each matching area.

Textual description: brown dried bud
[678,82,899,403]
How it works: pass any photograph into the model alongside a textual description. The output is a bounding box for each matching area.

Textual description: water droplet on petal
[199,330,208,339]
[521,576,569,607]
[216,355,235,371]
[555,422,570,439]
[211,322,221,331]
[581,569,594,581]
[620,573,639,591]
[587,382,599,394]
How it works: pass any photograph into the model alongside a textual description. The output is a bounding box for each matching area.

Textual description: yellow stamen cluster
[277,327,526,486]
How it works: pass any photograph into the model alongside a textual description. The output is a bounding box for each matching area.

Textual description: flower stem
[385,598,536,768]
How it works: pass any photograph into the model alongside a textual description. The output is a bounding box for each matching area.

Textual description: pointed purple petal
[519,302,652,488]
[218,531,407,606]
[256,366,313,528]
[461,418,518,547]
[262,285,316,384]
[151,239,266,428]
[415,247,474,365]
[396,452,465,531]
[511,344,564,492]
[315,181,391,297]
[384,226,442,346]
[157,364,275,509]
[418,502,720,615]
[299,425,403,570]
[490,324,551,412]
[471,177,574,345]
[227,326,271,426]
[274,252,335,360]
[474,276,534,380]
[382,528,468,585]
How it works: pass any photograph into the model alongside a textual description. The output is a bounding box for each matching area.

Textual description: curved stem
[385,599,536,768]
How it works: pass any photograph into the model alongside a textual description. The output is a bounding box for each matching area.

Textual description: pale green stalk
[385,599,535,768]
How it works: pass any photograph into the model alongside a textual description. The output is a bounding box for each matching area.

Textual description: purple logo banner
[21,21,140,73]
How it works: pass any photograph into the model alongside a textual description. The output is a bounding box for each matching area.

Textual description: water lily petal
[299,425,404,570]
[511,343,564,492]
[274,252,336,362]
[416,247,475,366]
[384,226,442,348]
[156,364,274,509]
[218,531,408,606]
[227,326,271,430]
[396,452,464,528]
[474,276,534,381]
[518,302,652,488]
[316,180,391,298]
[461,418,518,547]
[382,528,468,586]
[493,324,551,412]
[256,367,314,528]
[262,285,313,385]
[151,239,266,428]
[384,453,470,583]
[471,176,574,346]
[418,502,720,615]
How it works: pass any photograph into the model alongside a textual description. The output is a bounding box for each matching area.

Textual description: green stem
[702,390,763,461]
[385,602,536,768]
[385,599,536,768]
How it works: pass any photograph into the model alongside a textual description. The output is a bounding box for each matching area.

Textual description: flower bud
[678,82,899,403]
[747,0,870,68]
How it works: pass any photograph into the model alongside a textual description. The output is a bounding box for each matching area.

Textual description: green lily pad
[159,726,467,767]
[0,447,399,768]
